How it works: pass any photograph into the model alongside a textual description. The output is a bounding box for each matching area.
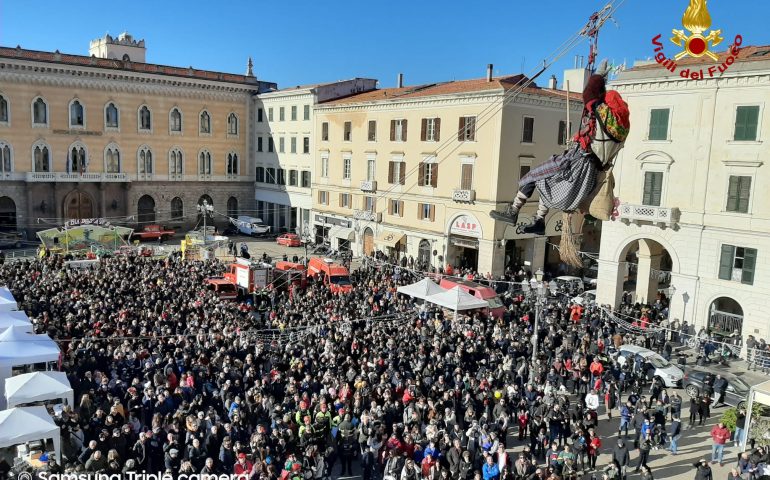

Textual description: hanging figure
[490,67,630,234]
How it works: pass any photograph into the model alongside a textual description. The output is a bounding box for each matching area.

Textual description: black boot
[489,206,519,225]
[522,217,545,235]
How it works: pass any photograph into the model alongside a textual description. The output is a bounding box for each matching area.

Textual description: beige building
[312,69,583,275]
[0,33,275,236]
[596,46,770,342]
[253,79,376,233]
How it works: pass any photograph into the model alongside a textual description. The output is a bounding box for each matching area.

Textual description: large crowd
[0,252,768,480]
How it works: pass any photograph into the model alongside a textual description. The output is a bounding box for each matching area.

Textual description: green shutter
[735,106,760,141]
[719,244,736,280]
[649,109,670,141]
[726,176,740,211]
[643,172,663,206]
[738,176,752,213]
[742,248,757,285]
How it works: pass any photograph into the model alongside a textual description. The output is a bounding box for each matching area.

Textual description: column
[596,258,625,307]
[477,239,505,276]
[531,237,547,272]
[636,252,662,304]
[99,184,107,219]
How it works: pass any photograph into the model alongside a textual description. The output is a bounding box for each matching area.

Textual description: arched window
[138,146,153,174]
[171,197,184,220]
[227,113,238,135]
[69,144,87,173]
[32,143,50,172]
[0,94,8,123]
[32,97,48,125]
[198,151,212,175]
[138,105,152,131]
[104,144,121,173]
[199,111,210,134]
[169,148,184,176]
[418,239,431,267]
[170,108,182,133]
[227,152,239,175]
[0,142,12,174]
[105,102,119,129]
[137,195,156,224]
[255,166,264,182]
[69,99,84,127]
[227,197,238,217]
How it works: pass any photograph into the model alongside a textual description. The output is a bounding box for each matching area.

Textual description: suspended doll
[490,72,630,234]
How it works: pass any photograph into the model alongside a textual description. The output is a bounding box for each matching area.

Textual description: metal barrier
[1,248,39,262]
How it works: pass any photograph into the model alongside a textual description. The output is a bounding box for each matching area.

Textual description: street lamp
[196,201,214,246]
[522,268,558,385]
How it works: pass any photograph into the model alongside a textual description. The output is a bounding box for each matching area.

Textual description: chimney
[397,73,403,88]
[548,75,557,89]
[486,63,493,82]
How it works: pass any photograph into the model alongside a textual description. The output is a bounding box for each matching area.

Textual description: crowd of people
[0,252,768,480]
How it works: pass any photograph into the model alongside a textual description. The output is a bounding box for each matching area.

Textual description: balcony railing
[452,189,476,202]
[26,172,129,182]
[619,203,677,227]
[354,210,381,222]
[360,180,377,192]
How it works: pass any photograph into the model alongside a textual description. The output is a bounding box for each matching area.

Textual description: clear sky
[0,0,765,89]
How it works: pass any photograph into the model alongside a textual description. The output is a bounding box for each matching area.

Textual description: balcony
[354,210,381,222]
[360,180,377,192]
[452,189,476,202]
[619,203,678,228]
[26,172,129,182]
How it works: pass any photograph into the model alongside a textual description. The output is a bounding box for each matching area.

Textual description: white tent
[0,311,33,333]
[6,372,73,409]
[425,286,490,311]
[0,406,61,462]
[0,287,18,312]
[396,278,448,300]
[0,326,60,410]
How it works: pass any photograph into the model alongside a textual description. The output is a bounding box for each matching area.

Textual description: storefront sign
[449,214,482,238]
[314,215,350,228]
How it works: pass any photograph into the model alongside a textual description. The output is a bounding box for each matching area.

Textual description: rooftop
[628,43,770,72]
[0,45,266,87]
[320,74,581,105]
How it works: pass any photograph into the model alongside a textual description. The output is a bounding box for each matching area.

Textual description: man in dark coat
[693,459,713,480]
[612,440,630,479]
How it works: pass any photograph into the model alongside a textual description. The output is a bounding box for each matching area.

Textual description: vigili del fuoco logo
[651,0,743,79]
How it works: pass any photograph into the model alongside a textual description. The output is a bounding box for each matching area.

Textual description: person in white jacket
[585,389,600,412]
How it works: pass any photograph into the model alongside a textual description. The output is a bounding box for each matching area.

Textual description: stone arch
[705,295,745,337]
[0,196,17,230]
[614,232,680,274]
[137,194,156,225]
[63,190,94,220]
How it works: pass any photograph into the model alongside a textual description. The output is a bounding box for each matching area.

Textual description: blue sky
[0,0,764,89]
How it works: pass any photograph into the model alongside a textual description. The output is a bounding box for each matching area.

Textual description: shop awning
[375,230,405,248]
[328,225,354,241]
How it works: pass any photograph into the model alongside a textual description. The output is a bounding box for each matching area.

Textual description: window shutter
[742,247,757,285]
[747,107,759,140]
[458,117,466,141]
[430,205,435,222]
[738,176,751,213]
[726,176,740,211]
[718,244,735,280]
[643,173,653,205]
[417,203,422,219]
[390,120,396,141]
[461,164,473,190]
[434,118,441,141]
[399,163,406,185]
[469,117,476,141]
[431,164,438,188]
[402,120,408,141]
[399,201,404,217]
[388,200,393,215]
[421,118,427,141]
[418,163,425,186]
[339,193,343,206]
[652,173,663,206]
[388,161,395,183]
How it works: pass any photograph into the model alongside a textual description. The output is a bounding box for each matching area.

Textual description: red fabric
[711,426,731,445]
[604,90,630,129]
[589,437,602,455]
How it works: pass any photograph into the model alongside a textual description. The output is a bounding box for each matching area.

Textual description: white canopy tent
[425,286,489,311]
[0,287,18,312]
[0,406,61,462]
[742,379,770,452]
[396,278,448,300]
[0,326,61,410]
[0,311,33,333]
[6,372,73,409]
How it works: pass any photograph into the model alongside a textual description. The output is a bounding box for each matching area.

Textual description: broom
[559,211,584,268]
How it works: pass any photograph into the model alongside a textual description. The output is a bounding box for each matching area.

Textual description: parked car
[276,233,301,247]
[571,289,596,305]
[683,369,751,408]
[0,231,24,249]
[616,344,684,388]
[555,276,585,295]
[582,264,598,288]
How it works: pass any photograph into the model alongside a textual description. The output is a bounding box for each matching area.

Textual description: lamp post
[197,201,214,247]
[523,268,558,385]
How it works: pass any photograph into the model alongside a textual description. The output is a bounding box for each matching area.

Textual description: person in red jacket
[234,452,253,477]
[587,430,602,470]
[589,358,604,385]
[710,422,731,465]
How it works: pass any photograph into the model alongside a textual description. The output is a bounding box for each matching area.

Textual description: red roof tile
[0,45,264,86]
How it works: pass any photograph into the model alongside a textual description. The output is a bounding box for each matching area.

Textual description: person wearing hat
[164,447,181,473]
[233,452,253,477]
[693,459,713,480]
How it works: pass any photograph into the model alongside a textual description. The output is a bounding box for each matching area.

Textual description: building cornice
[0,59,256,101]
[722,159,764,168]
[315,91,580,114]
[611,71,770,93]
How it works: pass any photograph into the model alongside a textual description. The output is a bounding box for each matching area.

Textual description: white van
[236,216,271,236]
